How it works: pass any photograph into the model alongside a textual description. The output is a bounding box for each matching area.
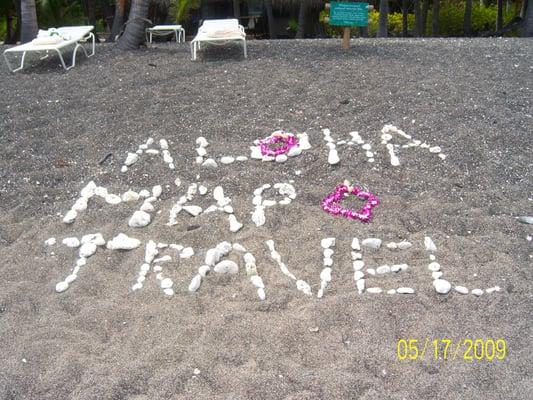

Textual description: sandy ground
[0,38,532,399]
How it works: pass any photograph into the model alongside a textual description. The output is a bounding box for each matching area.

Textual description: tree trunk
[521,0,528,18]
[100,0,113,32]
[233,0,240,18]
[523,0,533,36]
[431,0,439,36]
[296,0,307,39]
[377,0,388,37]
[265,0,276,39]
[414,0,422,36]
[20,0,38,43]
[117,0,149,49]
[421,0,430,36]
[496,0,503,31]
[402,0,409,36]
[464,0,473,36]
[6,0,21,44]
[110,0,127,42]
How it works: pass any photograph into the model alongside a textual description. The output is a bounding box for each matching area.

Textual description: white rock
[351,238,361,250]
[129,211,151,228]
[471,289,483,296]
[236,156,248,162]
[139,189,150,198]
[366,268,376,275]
[397,241,412,250]
[79,242,97,258]
[320,238,335,248]
[180,247,195,259]
[45,238,56,246]
[140,263,150,272]
[257,287,266,300]
[163,288,174,296]
[320,267,332,282]
[275,154,288,163]
[62,237,80,248]
[215,241,231,255]
[356,279,365,294]
[205,248,219,266]
[262,200,276,207]
[146,149,159,155]
[252,195,262,206]
[250,275,264,288]
[122,190,140,202]
[55,281,69,293]
[124,152,139,166]
[198,265,211,277]
[297,133,311,150]
[214,260,239,275]
[145,240,158,263]
[94,186,108,197]
[159,139,169,150]
[424,236,437,252]
[397,287,415,294]
[454,286,469,294]
[163,152,173,164]
[386,242,398,250]
[65,274,77,284]
[429,146,441,153]
[202,158,218,168]
[433,279,451,294]
[196,136,208,147]
[132,283,143,291]
[387,289,397,295]
[486,286,501,293]
[250,146,263,159]
[376,265,391,274]
[62,210,77,224]
[153,265,163,273]
[353,260,365,270]
[223,205,234,213]
[390,264,401,272]
[323,257,333,267]
[287,146,302,157]
[353,271,365,281]
[252,206,266,227]
[367,287,383,294]
[140,202,155,212]
[81,233,106,246]
[323,248,334,258]
[76,258,87,267]
[106,233,141,250]
[328,149,340,165]
[152,185,162,198]
[183,205,203,217]
[243,253,256,265]
[161,278,173,289]
[80,181,97,198]
[198,185,207,195]
[188,275,202,292]
[227,215,243,232]
[432,271,443,279]
[362,238,382,249]
[72,197,88,212]
[220,156,235,164]
[296,280,312,296]
[428,262,441,272]
[105,194,122,205]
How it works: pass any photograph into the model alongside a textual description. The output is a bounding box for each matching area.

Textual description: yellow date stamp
[397,338,507,361]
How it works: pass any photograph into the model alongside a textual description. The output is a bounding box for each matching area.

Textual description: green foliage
[170,0,200,23]
[37,0,86,28]
[288,18,298,32]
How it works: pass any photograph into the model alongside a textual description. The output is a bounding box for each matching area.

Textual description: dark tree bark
[414,0,422,36]
[421,0,430,36]
[521,0,528,18]
[20,0,38,43]
[377,0,388,37]
[464,0,472,36]
[265,0,276,39]
[6,0,21,43]
[523,0,533,36]
[233,0,240,18]
[431,0,439,36]
[296,0,307,39]
[496,0,504,31]
[100,0,113,32]
[110,0,127,42]
[402,0,409,36]
[117,0,149,49]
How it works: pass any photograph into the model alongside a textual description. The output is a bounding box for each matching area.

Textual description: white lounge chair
[3,26,95,72]
[191,19,246,61]
[146,25,186,44]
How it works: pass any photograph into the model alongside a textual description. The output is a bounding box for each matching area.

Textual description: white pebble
[62,237,80,248]
[353,260,365,270]
[353,271,364,281]
[124,152,139,166]
[362,238,382,249]
[183,205,203,217]
[454,286,469,294]
[471,289,483,296]
[213,260,239,274]
[202,158,218,168]
[376,265,391,274]
[161,278,173,289]
[367,287,383,294]
[180,247,195,259]
[356,279,365,294]
[250,275,264,288]
[397,241,412,250]
[132,283,142,291]
[397,287,415,294]
[432,271,443,279]
[428,262,441,272]
[105,194,122,205]
[275,154,288,163]
[62,210,77,224]
[79,242,97,258]
[424,236,437,252]
[129,211,151,228]
[220,156,235,165]
[163,288,174,296]
[351,238,360,250]
[328,149,340,165]
[45,238,56,246]
[188,275,202,292]
[55,281,69,293]
[320,237,335,249]
[433,279,451,294]
[106,233,141,250]
[257,288,266,300]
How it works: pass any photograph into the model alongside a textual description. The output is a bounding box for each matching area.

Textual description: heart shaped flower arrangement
[259,131,299,157]
[321,182,380,223]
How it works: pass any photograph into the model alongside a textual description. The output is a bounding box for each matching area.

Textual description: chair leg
[55,48,72,70]
[243,40,247,58]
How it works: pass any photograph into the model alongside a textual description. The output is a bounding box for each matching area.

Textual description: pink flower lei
[321,183,380,223]
[259,132,299,157]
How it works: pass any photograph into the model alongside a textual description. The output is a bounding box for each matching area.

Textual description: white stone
[432,271,443,279]
[151,185,162,198]
[328,149,340,165]
[252,206,266,227]
[55,281,69,293]
[76,258,87,267]
[202,158,217,168]
[153,255,172,264]
[198,265,210,278]
[94,186,108,197]
[250,146,263,159]
[366,268,376,275]
[323,257,333,267]
[45,238,56,246]
[72,197,88,212]
[214,260,239,275]
[163,288,174,296]
[220,156,235,164]
[386,242,398,250]
[183,205,203,217]
[139,189,150,198]
[62,237,80,248]
[397,241,412,250]
[429,146,441,153]
[106,233,141,250]
[376,265,391,274]
[362,238,382,249]
[153,265,163,273]
[275,154,288,163]
[353,271,364,281]
[367,287,383,294]
[161,278,173,289]
[227,215,243,232]
[180,247,195,259]
[397,287,415,294]
[232,243,247,252]
[146,149,159,155]
[353,260,365,270]
[262,200,276,207]
[486,286,501,293]
[145,240,158,263]
[132,283,142,291]
[188,275,202,292]
[287,146,302,157]
[356,279,365,294]
[236,156,248,162]
[320,267,332,282]
[129,211,151,228]
[62,210,77,224]
[323,248,334,258]
[205,249,219,266]
[81,233,105,246]
[424,236,437,252]
[223,205,234,213]
[320,238,335,248]
[215,241,231,255]
[196,136,208,147]
[471,289,483,296]
[140,202,155,212]
[387,289,397,295]
[79,242,97,258]
[351,238,361,250]
[428,262,441,272]
[122,190,140,202]
[433,279,451,294]
[80,181,97,198]
[65,274,77,284]
[297,133,311,150]
[163,152,173,164]
[140,263,150,272]
[124,152,139,166]
[105,194,122,205]
[250,275,264,288]
[454,286,469,294]
[296,280,312,296]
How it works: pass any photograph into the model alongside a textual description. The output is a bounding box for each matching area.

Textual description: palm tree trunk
[377,0,389,37]
[414,0,422,36]
[233,0,240,18]
[421,0,430,36]
[464,0,473,36]
[117,0,149,49]
[521,0,528,18]
[402,0,409,36]
[523,0,533,36]
[296,0,307,39]
[6,0,21,44]
[496,0,503,31]
[265,0,276,39]
[110,0,127,42]
[431,0,439,36]
[20,0,38,43]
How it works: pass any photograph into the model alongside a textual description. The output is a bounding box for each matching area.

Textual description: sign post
[324,2,372,49]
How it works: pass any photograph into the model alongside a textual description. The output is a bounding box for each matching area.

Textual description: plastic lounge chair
[3,26,95,72]
[146,25,186,44]
[190,19,246,61]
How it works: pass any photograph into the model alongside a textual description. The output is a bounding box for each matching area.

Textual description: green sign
[329,2,369,27]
